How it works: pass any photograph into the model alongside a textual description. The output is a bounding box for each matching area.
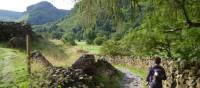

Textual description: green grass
[76,41,102,55]
[0,44,29,88]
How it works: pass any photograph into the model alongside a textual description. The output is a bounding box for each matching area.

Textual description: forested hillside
[58,0,200,60]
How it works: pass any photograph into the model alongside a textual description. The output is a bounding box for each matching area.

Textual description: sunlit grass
[32,39,81,67]
[76,41,102,55]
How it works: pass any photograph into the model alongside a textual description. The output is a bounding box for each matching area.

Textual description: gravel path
[118,67,142,88]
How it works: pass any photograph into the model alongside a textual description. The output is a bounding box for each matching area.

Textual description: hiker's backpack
[152,68,164,81]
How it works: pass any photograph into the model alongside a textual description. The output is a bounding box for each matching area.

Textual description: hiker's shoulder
[157,66,165,71]
[153,65,164,69]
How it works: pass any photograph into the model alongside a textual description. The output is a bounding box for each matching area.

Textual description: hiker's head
[154,57,161,65]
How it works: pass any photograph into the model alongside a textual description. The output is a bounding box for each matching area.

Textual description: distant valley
[0,10,22,21]
[0,1,70,25]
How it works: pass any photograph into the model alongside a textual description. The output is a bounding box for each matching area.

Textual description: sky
[0,0,76,12]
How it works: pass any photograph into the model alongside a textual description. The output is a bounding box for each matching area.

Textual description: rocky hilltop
[19,1,70,25]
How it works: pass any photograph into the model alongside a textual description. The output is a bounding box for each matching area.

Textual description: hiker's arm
[162,68,167,80]
[146,68,152,82]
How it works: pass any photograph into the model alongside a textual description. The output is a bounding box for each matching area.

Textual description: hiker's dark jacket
[146,65,167,88]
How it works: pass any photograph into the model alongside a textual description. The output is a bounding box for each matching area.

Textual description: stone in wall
[196,78,200,88]
[72,54,96,75]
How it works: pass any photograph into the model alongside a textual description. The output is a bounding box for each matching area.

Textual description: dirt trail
[117,67,142,88]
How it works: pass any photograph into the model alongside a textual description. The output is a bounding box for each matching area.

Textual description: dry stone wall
[106,57,200,88]
[0,21,33,41]
[0,21,38,48]
[30,52,121,88]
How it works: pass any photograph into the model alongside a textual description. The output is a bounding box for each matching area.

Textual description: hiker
[146,57,167,88]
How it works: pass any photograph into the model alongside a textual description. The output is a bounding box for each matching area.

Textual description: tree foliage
[33,23,64,39]
[70,0,200,59]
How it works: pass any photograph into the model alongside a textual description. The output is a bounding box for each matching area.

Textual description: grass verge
[0,44,29,88]
[94,72,124,88]
[76,41,101,55]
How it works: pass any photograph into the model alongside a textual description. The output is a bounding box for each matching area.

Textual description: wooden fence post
[26,34,31,74]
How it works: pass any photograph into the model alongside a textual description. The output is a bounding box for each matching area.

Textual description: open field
[76,41,102,55]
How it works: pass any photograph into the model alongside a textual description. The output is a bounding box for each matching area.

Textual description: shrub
[84,29,96,44]
[62,32,76,46]
[112,33,123,41]
[94,37,106,45]
[101,40,121,56]
[52,32,63,39]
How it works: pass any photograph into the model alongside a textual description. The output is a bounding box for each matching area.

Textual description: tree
[62,32,76,46]
[52,31,63,39]
[73,0,200,60]
[175,28,200,60]
[84,29,96,44]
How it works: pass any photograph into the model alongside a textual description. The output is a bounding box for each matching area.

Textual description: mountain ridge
[0,10,22,21]
[0,1,70,25]
[20,1,70,25]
